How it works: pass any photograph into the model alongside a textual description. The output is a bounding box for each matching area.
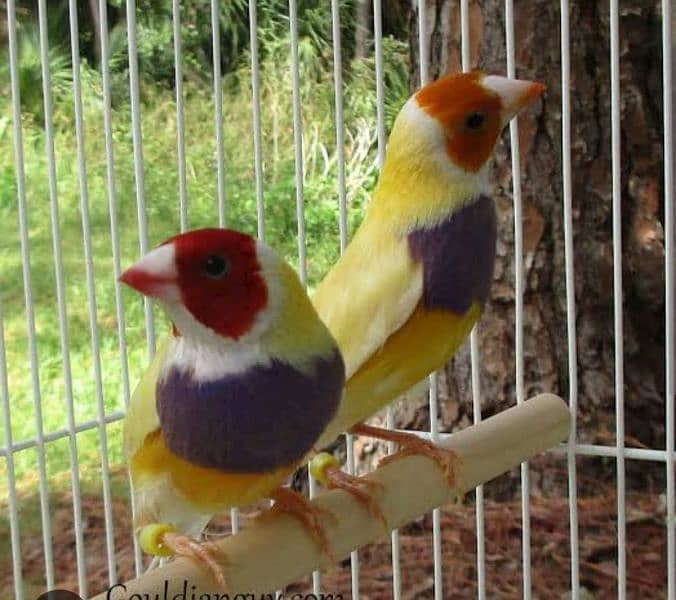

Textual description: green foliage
[106,0,360,89]
[0,5,72,122]
[0,2,410,490]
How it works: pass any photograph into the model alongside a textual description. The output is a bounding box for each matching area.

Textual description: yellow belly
[131,430,300,512]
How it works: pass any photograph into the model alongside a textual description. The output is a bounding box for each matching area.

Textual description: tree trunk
[397,0,669,491]
[88,0,101,64]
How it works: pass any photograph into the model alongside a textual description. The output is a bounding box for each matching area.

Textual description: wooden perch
[97,393,570,599]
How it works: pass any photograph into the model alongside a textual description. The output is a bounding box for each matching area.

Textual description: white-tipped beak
[119,243,180,301]
[482,75,545,125]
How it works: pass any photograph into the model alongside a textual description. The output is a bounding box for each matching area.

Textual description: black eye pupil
[204,255,228,278]
[466,112,485,130]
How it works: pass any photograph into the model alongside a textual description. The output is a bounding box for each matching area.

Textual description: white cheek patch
[404,98,447,144]
[405,98,486,184]
[252,240,282,336]
[157,241,282,382]
[165,334,273,381]
[160,300,276,382]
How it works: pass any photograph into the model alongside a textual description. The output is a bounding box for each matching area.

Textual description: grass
[0,29,410,491]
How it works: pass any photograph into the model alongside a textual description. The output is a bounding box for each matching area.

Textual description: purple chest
[157,350,344,473]
[407,194,497,315]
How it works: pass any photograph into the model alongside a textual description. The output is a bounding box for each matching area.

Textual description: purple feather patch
[408,194,497,314]
[157,350,344,473]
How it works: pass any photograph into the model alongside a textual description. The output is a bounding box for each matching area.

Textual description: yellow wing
[312,211,423,379]
[123,335,171,459]
[316,302,481,446]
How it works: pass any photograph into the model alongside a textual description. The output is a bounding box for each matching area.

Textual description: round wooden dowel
[97,393,570,599]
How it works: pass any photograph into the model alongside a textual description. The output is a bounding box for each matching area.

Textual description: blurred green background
[0,0,411,488]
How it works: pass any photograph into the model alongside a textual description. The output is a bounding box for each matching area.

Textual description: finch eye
[465,111,485,130]
[203,254,229,279]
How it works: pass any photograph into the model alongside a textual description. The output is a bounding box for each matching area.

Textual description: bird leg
[161,532,228,589]
[268,486,336,561]
[350,423,459,488]
[309,452,387,528]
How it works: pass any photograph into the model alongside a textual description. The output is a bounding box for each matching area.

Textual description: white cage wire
[0,0,673,599]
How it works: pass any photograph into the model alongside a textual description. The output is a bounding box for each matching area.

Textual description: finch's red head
[414,71,545,172]
[120,228,268,340]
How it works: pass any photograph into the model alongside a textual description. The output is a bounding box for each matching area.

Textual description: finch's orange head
[409,71,545,173]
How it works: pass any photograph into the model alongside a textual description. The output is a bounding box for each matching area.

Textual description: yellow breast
[131,430,300,512]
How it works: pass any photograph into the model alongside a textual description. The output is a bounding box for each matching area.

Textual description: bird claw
[351,423,460,488]
[324,466,388,529]
[161,532,228,590]
[309,452,387,529]
[269,486,337,561]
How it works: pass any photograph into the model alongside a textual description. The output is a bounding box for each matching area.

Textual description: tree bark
[396,0,670,490]
[88,0,101,64]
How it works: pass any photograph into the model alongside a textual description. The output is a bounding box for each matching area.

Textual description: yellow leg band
[309,452,340,486]
[138,523,177,557]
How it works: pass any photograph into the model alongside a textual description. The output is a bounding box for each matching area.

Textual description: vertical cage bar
[330,1,359,595]
[308,466,321,594]
[609,2,627,597]
[560,1,580,598]
[287,0,314,592]
[332,0,348,252]
[249,0,266,240]
[37,0,88,592]
[5,0,55,587]
[417,3,442,598]
[470,330,485,599]
[172,0,188,232]
[288,0,307,286]
[228,5,241,535]
[374,2,400,595]
[1,303,24,600]
[418,0,429,87]
[460,0,470,71]
[68,0,117,583]
[126,0,156,358]
[429,373,444,600]
[345,433,360,599]
[460,4,485,597]
[504,1,532,597]
[228,1,241,537]
[662,1,675,597]
[99,0,142,575]
[386,408,402,600]
[230,508,240,535]
[374,0,387,168]
[98,0,131,419]
[211,0,227,227]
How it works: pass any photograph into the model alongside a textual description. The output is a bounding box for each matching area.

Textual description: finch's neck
[370,104,489,233]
